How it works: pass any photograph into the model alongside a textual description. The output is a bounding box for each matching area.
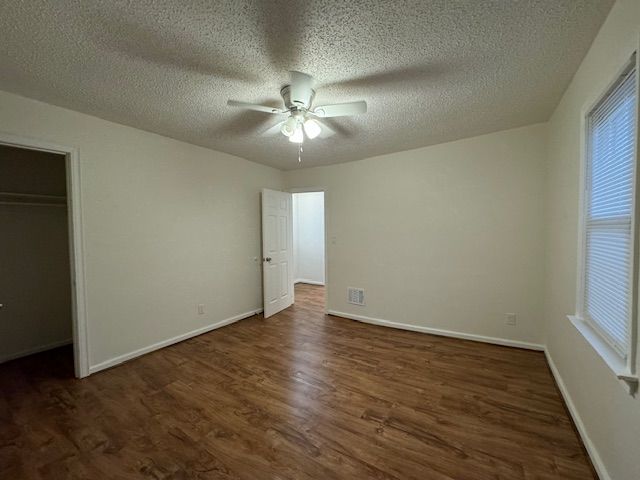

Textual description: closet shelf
[0,191,67,207]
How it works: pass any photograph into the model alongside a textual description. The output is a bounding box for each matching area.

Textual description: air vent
[348,287,365,306]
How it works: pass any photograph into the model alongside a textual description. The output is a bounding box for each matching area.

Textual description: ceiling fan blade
[289,71,315,107]
[313,101,367,118]
[227,100,284,114]
[261,121,286,137]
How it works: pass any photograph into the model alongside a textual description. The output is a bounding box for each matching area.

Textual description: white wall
[0,90,283,371]
[293,192,325,285]
[544,1,640,479]
[285,123,547,347]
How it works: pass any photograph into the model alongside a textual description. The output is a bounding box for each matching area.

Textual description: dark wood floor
[1,284,595,479]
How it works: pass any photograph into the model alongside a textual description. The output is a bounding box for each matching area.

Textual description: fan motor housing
[280,85,315,110]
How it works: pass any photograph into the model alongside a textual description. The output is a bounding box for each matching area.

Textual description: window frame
[571,52,639,394]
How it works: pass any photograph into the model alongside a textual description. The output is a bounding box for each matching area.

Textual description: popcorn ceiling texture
[0,0,613,170]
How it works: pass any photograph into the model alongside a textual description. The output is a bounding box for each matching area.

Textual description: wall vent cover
[348,287,365,306]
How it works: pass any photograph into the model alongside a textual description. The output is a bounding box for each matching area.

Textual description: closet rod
[0,191,67,200]
[0,201,66,207]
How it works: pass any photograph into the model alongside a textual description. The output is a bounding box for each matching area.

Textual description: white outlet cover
[348,287,365,306]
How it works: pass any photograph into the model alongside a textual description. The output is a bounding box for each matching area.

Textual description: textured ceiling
[0,1,613,170]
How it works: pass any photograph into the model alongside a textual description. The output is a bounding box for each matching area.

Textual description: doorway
[0,144,73,374]
[292,190,325,299]
[260,188,327,319]
[0,135,88,378]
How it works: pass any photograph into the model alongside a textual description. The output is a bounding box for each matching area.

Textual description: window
[572,55,639,391]
[569,54,640,395]
[583,61,637,357]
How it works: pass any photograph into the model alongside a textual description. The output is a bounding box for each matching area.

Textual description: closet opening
[0,141,86,378]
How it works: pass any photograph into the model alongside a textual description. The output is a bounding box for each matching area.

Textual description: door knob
[263,257,272,262]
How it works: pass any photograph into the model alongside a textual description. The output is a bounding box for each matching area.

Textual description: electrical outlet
[505,313,516,326]
[197,304,205,315]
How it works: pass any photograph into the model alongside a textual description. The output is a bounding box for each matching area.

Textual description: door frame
[289,187,329,314]
[0,131,90,378]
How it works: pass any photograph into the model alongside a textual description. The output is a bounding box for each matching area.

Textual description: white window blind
[584,65,637,357]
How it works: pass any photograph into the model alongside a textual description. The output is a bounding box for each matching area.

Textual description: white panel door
[261,189,294,318]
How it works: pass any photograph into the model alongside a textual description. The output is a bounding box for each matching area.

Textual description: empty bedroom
[0,1,639,479]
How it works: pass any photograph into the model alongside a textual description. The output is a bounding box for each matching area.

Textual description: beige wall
[285,123,547,346]
[0,146,72,362]
[0,90,283,370]
[544,1,640,479]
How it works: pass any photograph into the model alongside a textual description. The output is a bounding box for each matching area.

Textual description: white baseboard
[327,310,544,351]
[0,338,73,364]
[544,349,610,480]
[295,279,325,286]
[89,308,263,374]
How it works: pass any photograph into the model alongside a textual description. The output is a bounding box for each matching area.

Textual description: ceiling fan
[227,71,367,143]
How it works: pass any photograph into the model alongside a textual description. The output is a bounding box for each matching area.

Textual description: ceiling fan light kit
[288,124,304,143]
[303,118,321,139]
[227,71,367,159]
[281,115,299,137]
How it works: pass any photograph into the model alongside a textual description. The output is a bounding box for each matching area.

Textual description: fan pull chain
[298,144,303,163]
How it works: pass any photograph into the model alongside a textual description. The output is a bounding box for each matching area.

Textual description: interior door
[261,189,294,318]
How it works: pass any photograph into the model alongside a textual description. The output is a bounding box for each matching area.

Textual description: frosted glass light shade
[288,126,304,143]
[281,116,298,137]
[303,118,321,139]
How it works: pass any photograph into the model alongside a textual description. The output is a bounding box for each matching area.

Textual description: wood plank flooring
[0,284,595,479]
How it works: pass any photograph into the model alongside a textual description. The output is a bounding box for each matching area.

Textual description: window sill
[567,315,638,395]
